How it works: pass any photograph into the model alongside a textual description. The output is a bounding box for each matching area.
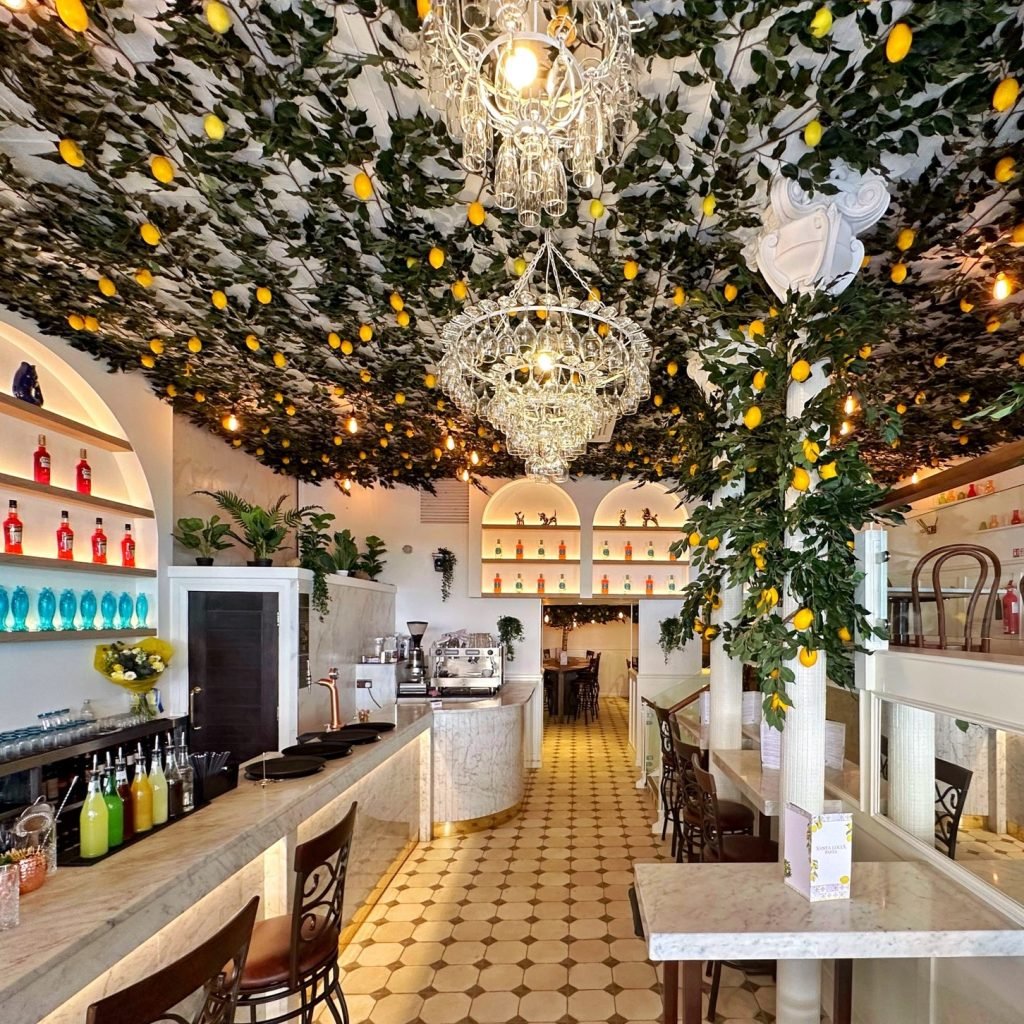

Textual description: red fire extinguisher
[1003,579,1020,635]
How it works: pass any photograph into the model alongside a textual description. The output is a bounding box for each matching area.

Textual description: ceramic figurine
[514,511,525,526]
[618,509,627,527]
[538,511,558,527]
[12,361,44,405]
[984,480,997,494]
[641,507,659,528]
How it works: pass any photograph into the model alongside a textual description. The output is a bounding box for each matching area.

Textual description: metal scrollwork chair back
[934,757,973,860]
[85,896,258,1024]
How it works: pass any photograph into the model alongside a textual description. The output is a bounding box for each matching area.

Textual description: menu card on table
[824,721,847,771]
[783,801,853,902]
[760,718,781,769]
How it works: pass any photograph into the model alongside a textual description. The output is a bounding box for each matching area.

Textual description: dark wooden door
[187,591,279,762]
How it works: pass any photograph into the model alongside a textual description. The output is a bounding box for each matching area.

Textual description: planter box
[783,801,852,902]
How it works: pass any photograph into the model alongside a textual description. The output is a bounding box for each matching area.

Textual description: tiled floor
[956,827,1024,860]
[338,698,776,1024]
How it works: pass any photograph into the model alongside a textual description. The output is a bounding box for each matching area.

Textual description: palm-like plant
[195,491,321,563]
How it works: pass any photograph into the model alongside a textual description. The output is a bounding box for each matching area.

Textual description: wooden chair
[236,802,356,1024]
[910,544,1000,652]
[935,757,973,859]
[573,665,600,724]
[85,897,258,1024]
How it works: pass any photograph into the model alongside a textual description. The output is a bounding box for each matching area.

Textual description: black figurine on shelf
[618,509,627,527]
[641,507,659,528]
[514,511,526,526]
[538,511,558,527]
[12,362,44,406]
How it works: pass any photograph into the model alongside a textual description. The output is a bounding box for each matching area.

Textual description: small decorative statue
[12,362,43,406]
[641,507,659,528]
[618,509,627,527]
[514,511,526,526]
[538,511,558,527]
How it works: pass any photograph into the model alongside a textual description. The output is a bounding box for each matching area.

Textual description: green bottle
[102,752,124,848]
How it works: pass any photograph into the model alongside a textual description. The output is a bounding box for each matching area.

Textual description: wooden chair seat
[720,835,778,864]
[238,913,339,991]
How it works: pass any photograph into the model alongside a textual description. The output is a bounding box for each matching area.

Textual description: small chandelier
[438,234,651,479]
[420,1,639,227]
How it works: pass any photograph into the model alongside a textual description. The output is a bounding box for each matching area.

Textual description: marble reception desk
[0,706,433,1024]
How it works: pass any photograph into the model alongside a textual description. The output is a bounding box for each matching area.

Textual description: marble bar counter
[404,681,540,836]
[0,705,433,1024]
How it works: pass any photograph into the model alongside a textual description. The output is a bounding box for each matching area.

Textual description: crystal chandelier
[438,234,652,480]
[420,1,639,227]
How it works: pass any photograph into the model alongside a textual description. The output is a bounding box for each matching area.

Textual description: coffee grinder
[400,620,429,696]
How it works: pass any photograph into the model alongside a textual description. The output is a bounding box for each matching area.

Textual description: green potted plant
[298,511,337,617]
[329,529,360,576]
[196,490,319,566]
[171,515,233,565]
[357,535,388,580]
[496,615,525,662]
[434,547,456,602]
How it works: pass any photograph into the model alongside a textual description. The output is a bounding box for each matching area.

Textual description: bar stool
[693,756,776,1020]
[86,896,258,1024]
[672,736,754,863]
[236,802,357,1024]
[650,705,680,851]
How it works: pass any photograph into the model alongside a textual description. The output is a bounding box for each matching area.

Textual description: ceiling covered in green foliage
[0,0,1021,489]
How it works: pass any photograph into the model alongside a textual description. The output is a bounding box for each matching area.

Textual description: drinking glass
[0,864,19,929]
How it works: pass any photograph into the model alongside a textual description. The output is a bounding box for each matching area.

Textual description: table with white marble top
[634,860,1024,1024]
[962,858,1024,909]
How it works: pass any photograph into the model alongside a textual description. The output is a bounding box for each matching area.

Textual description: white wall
[543,619,638,696]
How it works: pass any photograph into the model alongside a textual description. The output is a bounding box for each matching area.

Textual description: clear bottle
[623,574,632,592]
[3,501,22,555]
[149,739,168,826]
[91,518,107,564]
[601,540,610,558]
[166,746,183,819]
[56,510,74,560]
[647,541,656,559]
[76,448,91,495]
[33,434,51,485]
[121,524,136,568]
[79,767,109,859]
[494,538,502,558]
[178,741,195,813]
[131,742,153,833]
[668,574,677,593]
[514,572,524,592]
[538,538,545,558]
[558,573,567,592]
[102,753,124,848]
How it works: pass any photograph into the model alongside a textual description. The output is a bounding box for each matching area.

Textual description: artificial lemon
[707,536,720,552]
[359,324,372,342]
[959,296,974,312]
[58,138,85,167]
[149,155,175,184]
[360,368,372,383]
[428,246,445,269]
[837,626,852,643]
[135,268,153,288]
[896,227,915,251]
[770,692,789,713]
[793,607,814,631]
[673,285,685,306]
[802,438,820,463]
[653,394,664,408]
[933,352,947,368]
[958,391,971,403]
[758,587,780,612]
[743,406,763,430]
[819,461,838,480]
[1013,223,1024,244]
[389,292,404,312]
[895,402,907,414]
[396,310,410,327]
[97,276,116,297]
[452,280,468,301]
[353,172,373,201]
[187,336,202,353]
[995,156,1016,183]
[513,257,527,276]
[791,466,811,492]
[886,22,912,63]
[993,76,1019,113]
[723,282,738,302]
[56,0,88,32]
[205,1,232,33]
[211,289,228,310]
[83,315,99,331]
[256,286,272,304]
[809,5,833,37]
[139,222,161,246]
[245,334,260,351]
[624,259,639,280]
[791,359,811,383]
[666,360,679,377]
[702,194,717,217]
[987,316,1001,332]
[890,262,908,284]
[753,369,768,391]
[395,392,406,405]
[589,198,605,219]
[798,647,819,668]
[688,531,701,547]
[203,113,226,140]
[417,0,430,17]
[424,372,437,388]
[327,332,341,349]
[140,354,155,369]
[467,200,485,226]
[166,384,177,398]
[149,339,165,355]
[749,319,765,337]
[67,314,85,330]
[858,344,872,358]
[271,352,286,369]
[804,119,822,147]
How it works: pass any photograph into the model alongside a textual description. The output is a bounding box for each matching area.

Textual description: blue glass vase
[11,587,29,631]
[0,586,8,632]
[37,587,56,631]
[135,593,149,627]
[80,590,97,630]
[58,589,77,630]
[118,592,133,629]
[100,591,117,630]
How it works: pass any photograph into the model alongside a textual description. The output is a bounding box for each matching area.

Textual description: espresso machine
[398,620,429,696]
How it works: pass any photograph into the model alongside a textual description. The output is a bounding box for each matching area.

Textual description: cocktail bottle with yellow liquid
[131,742,154,833]
[149,737,168,826]
[79,759,109,859]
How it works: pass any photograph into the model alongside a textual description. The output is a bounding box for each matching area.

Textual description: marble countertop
[962,859,1024,908]
[400,681,536,713]
[635,861,1024,961]
[0,705,432,1018]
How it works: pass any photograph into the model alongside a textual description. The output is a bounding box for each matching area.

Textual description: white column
[889,703,936,844]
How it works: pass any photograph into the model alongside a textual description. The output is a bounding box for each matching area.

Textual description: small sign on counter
[783,801,852,902]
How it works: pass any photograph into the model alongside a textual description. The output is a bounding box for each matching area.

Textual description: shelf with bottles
[594,558,682,566]
[0,392,134,452]
[0,584,154,639]
[481,558,581,565]
[486,570,579,597]
[0,471,154,519]
[592,536,684,563]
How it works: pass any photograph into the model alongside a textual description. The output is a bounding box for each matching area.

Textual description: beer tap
[316,668,343,732]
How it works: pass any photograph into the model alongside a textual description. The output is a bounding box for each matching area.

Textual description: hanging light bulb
[445,434,456,451]
[470,450,480,465]
[460,468,470,482]
[222,413,240,432]
[347,416,359,434]
[993,272,1013,301]
[843,393,858,416]
[341,478,352,492]
[500,44,539,91]
[911,471,919,484]
[840,419,853,436]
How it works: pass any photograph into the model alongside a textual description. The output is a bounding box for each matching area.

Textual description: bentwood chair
[235,802,357,1024]
[86,897,258,1024]
[935,757,973,859]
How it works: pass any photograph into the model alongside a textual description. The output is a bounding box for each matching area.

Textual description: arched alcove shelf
[592,482,688,599]
[481,480,582,597]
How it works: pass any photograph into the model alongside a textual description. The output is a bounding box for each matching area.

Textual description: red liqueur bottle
[34,434,51,485]
[121,523,136,568]
[3,500,23,554]
[91,518,107,564]
[56,510,74,560]
[76,449,92,495]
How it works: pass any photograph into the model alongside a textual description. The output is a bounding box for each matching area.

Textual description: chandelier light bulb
[460,468,470,482]
[535,350,555,373]
[445,434,456,451]
[502,45,539,91]
[341,478,352,492]
[470,450,480,465]
[993,272,1012,301]
[347,416,359,434]
[843,394,857,416]
[222,413,239,432]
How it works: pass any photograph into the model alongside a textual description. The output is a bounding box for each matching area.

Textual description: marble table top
[634,861,1024,961]
[962,859,1024,908]
[0,705,433,1016]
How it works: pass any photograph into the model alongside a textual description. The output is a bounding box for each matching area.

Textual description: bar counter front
[0,706,433,1024]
